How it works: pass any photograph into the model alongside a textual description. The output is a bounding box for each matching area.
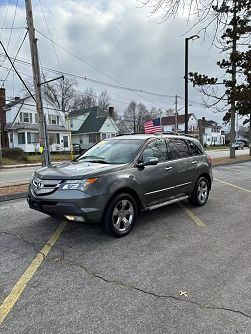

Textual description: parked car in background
[72,143,82,154]
[233,141,245,150]
[236,139,249,147]
[28,134,213,237]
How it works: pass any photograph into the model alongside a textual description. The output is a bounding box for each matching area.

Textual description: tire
[189,177,209,207]
[102,193,137,237]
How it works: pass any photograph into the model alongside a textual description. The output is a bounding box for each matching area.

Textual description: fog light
[65,215,85,222]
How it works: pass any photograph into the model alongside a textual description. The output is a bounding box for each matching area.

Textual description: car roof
[109,134,199,142]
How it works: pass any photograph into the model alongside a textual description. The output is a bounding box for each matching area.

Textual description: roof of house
[161,113,194,126]
[5,123,68,132]
[203,120,221,128]
[71,106,109,134]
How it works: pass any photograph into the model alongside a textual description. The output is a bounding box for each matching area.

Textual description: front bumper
[27,185,108,223]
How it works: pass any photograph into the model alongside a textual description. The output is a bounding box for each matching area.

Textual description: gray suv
[28,135,212,237]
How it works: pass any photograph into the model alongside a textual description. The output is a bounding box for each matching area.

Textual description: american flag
[144,118,162,134]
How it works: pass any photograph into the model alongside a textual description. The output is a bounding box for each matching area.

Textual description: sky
[0,0,230,124]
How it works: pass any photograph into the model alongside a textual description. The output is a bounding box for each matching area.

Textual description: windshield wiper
[84,159,109,164]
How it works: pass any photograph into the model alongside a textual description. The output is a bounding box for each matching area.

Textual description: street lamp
[184,35,199,134]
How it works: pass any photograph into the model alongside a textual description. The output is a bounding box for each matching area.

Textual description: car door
[138,138,177,206]
[167,138,197,196]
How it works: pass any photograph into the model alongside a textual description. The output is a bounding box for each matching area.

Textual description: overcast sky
[0,0,228,124]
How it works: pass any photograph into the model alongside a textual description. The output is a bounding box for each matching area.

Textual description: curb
[0,163,41,169]
[0,192,27,202]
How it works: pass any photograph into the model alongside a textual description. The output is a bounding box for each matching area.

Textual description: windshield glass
[76,139,145,164]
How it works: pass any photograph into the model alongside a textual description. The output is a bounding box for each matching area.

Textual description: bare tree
[41,74,77,113]
[72,87,97,110]
[98,90,110,111]
[120,101,152,133]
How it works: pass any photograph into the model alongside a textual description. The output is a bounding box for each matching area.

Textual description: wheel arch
[103,187,142,218]
[198,172,212,190]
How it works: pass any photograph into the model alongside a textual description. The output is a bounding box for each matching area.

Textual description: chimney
[0,87,8,147]
[14,96,20,101]
[108,106,114,118]
[202,116,205,126]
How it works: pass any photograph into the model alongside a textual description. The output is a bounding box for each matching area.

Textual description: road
[0,166,39,187]
[0,148,249,187]
[0,161,251,333]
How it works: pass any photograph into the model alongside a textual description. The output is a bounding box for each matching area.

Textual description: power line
[0,0,11,40]
[6,0,19,51]
[0,41,35,101]
[0,53,176,99]
[36,29,177,109]
[38,0,62,72]
[2,29,28,86]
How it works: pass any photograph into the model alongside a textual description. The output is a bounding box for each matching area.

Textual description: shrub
[2,147,28,162]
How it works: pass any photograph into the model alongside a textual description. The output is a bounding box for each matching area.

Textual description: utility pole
[25,0,50,166]
[229,2,237,159]
[174,95,178,134]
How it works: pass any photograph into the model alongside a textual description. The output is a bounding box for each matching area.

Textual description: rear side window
[187,141,203,156]
[168,139,191,159]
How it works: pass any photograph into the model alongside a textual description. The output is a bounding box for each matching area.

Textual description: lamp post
[184,35,199,134]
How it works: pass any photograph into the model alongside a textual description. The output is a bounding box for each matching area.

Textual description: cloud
[0,0,226,122]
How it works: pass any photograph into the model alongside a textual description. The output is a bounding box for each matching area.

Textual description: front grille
[32,177,62,195]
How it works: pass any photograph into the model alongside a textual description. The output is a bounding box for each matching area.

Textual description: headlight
[62,178,98,191]
[30,172,35,184]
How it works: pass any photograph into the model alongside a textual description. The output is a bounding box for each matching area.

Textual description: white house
[4,95,70,152]
[161,113,198,135]
[201,118,225,145]
[70,106,119,150]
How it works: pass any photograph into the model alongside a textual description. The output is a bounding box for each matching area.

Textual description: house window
[89,133,100,144]
[27,132,39,144]
[101,133,106,140]
[70,119,73,128]
[35,113,38,123]
[20,112,32,123]
[48,115,59,125]
[18,132,25,144]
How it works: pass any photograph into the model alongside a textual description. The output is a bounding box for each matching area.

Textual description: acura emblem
[37,182,44,190]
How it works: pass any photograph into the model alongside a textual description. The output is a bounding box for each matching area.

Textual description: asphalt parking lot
[0,161,251,334]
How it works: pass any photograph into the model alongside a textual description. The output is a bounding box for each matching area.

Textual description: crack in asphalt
[0,231,65,261]
[1,231,250,321]
[61,259,251,321]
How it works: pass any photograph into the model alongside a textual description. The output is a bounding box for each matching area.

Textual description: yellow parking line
[0,220,68,326]
[214,178,251,193]
[179,204,205,227]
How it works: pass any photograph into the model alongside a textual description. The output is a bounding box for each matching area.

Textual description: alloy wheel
[112,199,134,232]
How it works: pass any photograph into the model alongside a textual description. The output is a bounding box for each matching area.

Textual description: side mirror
[144,157,158,166]
[136,157,158,168]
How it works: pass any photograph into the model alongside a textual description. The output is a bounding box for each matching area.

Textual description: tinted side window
[142,139,168,162]
[187,141,203,156]
[168,139,190,159]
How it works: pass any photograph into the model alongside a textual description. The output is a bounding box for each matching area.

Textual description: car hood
[35,161,125,180]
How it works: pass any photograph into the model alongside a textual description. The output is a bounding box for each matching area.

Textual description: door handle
[191,160,197,164]
[165,166,173,170]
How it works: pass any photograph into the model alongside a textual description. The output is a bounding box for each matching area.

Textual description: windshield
[76,139,145,164]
